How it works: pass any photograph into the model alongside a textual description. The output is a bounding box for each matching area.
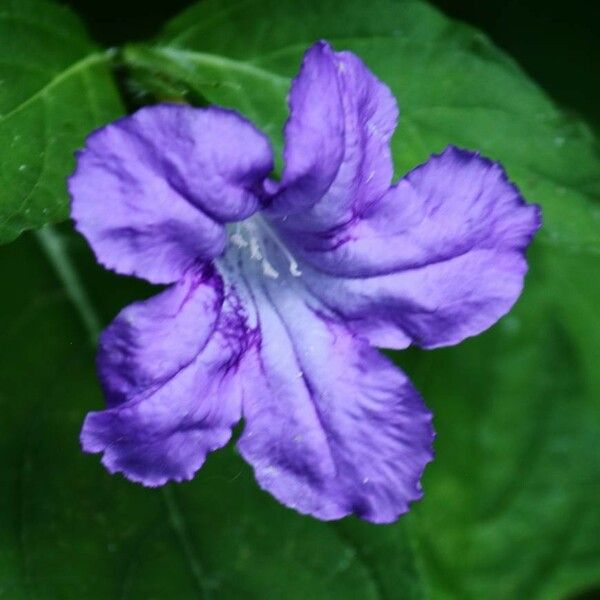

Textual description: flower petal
[81,267,251,486]
[266,41,397,227]
[297,148,541,349]
[70,104,273,284]
[236,272,434,523]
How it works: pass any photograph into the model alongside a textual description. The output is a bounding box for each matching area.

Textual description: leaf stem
[34,225,102,345]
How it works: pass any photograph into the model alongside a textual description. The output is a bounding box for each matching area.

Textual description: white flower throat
[229,215,302,279]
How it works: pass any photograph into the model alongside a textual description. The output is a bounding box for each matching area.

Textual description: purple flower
[70,41,540,523]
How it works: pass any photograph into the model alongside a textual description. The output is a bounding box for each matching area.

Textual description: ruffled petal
[266,41,397,227]
[81,267,251,486]
[236,271,433,523]
[296,148,541,349]
[70,104,273,284]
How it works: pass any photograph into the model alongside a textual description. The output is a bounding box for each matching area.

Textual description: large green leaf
[403,245,600,599]
[0,0,123,244]
[123,0,600,256]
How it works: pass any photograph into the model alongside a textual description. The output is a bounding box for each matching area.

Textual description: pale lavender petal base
[236,266,434,523]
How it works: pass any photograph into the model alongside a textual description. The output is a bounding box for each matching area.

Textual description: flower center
[229,215,302,279]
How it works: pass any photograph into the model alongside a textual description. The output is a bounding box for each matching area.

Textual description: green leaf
[402,243,600,599]
[0,0,123,244]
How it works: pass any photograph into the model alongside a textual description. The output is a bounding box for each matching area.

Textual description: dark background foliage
[61,0,600,131]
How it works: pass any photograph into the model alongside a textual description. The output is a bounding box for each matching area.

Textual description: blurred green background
[0,0,599,598]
